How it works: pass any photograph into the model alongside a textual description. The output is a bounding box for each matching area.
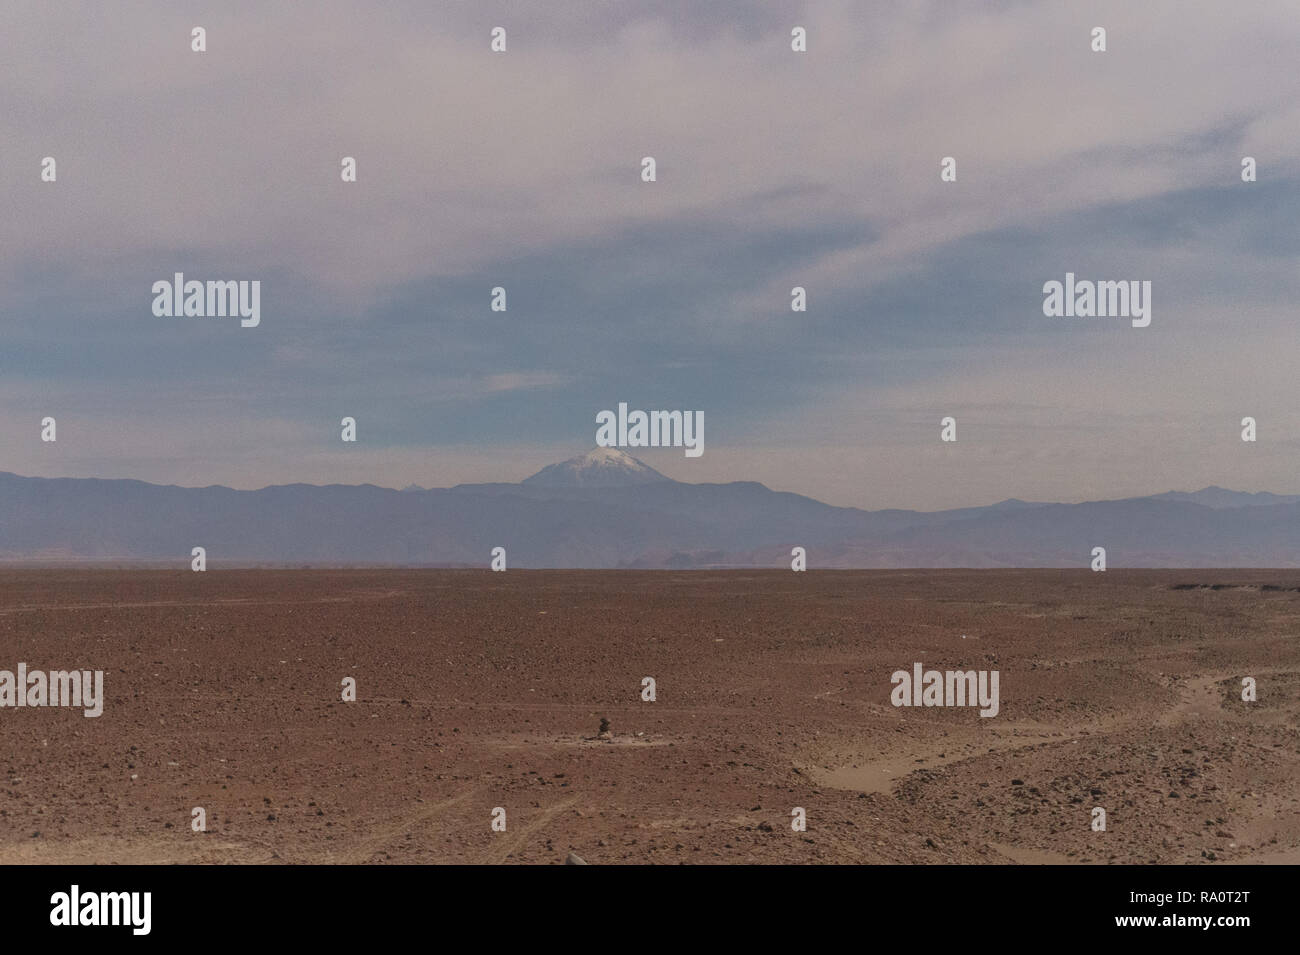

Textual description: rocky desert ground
[0,569,1296,864]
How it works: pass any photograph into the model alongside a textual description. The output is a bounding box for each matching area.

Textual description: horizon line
[4,467,1299,516]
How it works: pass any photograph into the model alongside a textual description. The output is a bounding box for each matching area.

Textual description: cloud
[2,0,1298,504]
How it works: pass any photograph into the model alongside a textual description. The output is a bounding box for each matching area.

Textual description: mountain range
[2,449,1299,567]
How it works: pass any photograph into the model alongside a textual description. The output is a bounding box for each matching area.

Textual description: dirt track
[0,569,1296,864]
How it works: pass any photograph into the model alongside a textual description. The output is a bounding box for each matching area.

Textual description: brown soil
[0,569,1297,864]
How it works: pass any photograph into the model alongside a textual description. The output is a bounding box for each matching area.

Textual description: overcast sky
[3,0,1298,509]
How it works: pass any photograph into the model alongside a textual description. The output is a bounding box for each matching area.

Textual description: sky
[3,0,1299,510]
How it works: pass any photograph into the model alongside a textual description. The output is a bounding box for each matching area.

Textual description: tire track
[482,796,579,865]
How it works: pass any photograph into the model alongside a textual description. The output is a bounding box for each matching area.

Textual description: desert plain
[0,568,1296,864]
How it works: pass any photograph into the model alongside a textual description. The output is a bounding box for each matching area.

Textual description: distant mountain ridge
[2,452,1298,567]
[1147,487,1300,509]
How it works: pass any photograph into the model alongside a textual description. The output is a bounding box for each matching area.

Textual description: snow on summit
[521,448,672,487]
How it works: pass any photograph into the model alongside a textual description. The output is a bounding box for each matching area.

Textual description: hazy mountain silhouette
[1147,487,1300,509]
[2,451,1298,567]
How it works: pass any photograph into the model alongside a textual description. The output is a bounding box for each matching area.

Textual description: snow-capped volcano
[521,448,672,488]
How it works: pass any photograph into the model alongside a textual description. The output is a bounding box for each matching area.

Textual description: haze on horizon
[3,1,1299,511]
[1,448,1292,520]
